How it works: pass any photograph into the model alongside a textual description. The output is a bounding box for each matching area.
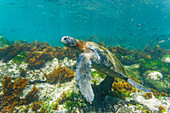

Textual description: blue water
[0,0,170,49]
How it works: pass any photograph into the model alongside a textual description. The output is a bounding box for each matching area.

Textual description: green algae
[139,59,170,79]
[12,52,27,65]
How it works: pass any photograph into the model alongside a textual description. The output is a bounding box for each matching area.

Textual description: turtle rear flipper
[127,78,152,92]
[76,53,94,102]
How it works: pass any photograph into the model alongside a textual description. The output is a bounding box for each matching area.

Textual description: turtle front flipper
[127,78,152,92]
[76,53,94,102]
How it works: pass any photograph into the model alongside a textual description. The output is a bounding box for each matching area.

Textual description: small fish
[131,18,135,22]
[137,24,142,26]
[158,40,165,43]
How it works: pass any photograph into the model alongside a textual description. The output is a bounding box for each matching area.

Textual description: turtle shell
[86,42,128,79]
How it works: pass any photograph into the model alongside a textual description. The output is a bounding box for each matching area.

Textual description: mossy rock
[161,55,170,63]
[143,70,163,81]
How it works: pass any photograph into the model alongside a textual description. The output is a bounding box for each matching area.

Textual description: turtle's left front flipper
[76,53,94,102]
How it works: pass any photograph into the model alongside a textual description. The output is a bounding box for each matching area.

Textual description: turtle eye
[63,37,68,42]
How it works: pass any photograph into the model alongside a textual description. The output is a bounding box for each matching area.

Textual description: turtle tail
[127,78,152,92]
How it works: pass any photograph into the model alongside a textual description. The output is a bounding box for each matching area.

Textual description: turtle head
[61,36,86,51]
[61,36,77,48]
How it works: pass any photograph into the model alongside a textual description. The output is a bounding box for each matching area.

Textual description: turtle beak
[61,36,77,47]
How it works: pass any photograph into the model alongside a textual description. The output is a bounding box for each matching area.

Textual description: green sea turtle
[61,36,151,102]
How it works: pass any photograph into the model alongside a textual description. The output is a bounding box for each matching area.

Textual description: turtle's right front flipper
[76,53,94,102]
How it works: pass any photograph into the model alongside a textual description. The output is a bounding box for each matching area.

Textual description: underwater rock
[27,80,75,104]
[84,95,151,112]
[161,55,170,63]
[132,93,170,112]
[144,70,163,80]
[61,57,76,67]
[26,58,59,82]
[0,60,28,80]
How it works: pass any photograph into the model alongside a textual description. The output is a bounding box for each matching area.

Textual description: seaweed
[25,44,76,69]
[143,45,166,59]
[143,93,153,99]
[24,83,39,104]
[0,44,30,62]
[107,43,167,65]
[25,51,53,69]
[44,64,75,84]
[32,101,42,111]
[24,106,29,113]
[0,40,76,66]
[58,91,67,104]
[111,79,136,99]
[54,102,59,110]
[113,46,130,55]
[0,75,39,113]
[158,105,166,113]
[30,41,50,52]
[150,88,168,98]
[40,107,46,113]
[19,69,27,77]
